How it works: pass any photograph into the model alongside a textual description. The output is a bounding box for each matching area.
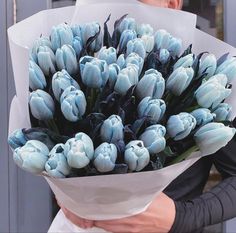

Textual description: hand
[94,192,176,233]
[57,200,94,229]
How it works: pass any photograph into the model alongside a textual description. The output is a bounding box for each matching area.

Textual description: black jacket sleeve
[169,139,236,233]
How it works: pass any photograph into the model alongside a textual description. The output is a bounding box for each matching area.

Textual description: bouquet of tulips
[7,1,236,231]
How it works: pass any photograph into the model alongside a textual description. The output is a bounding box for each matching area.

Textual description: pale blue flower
[124,140,150,171]
[93,143,117,173]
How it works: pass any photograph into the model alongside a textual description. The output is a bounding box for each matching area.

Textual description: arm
[169,138,236,233]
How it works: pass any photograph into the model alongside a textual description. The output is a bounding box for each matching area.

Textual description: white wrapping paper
[7,1,236,232]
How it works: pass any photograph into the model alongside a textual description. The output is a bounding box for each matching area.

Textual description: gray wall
[1,0,52,232]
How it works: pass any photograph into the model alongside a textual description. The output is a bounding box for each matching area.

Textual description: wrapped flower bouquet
[7,1,236,232]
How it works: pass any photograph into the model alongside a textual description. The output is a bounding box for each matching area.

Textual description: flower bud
[194,123,235,155]
[136,23,154,36]
[174,54,194,70]
[198,54,217,79]
[136,69,165,99]
[212,103,232,121]
[93,143,117,173]
[80,56,109,88]
[100,115,124,143]
[138,97,166,124]
[140,124,166,154]
[190,108,215,126]
[126,38,146,59]
[29,60,47,91]
[13,140,49,174]
[45,144,71,178]
[29,90,55,120]
[159,49,170,64]
[51,23,73,51]
[56,45,78,75]
[8,129,27,150]
[119,30,137,53]
[64,133,94,169]
[195,74,231,108]
[124,140,150,171]
[52,69,80,101]
[60,86,86,122]
[166,67,194,96]
[167,112,196,141]
[37,46,56,76]
[114,64,139,95]
[97,46,117,65]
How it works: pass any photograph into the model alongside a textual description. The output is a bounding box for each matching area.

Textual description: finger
[61,207,87,229]
[95,221,134,233]
[84,219,94,228]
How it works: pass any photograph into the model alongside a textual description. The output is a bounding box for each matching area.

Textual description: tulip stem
[45,119,60,134]
[168,145,199,165]
[185,105,200,113]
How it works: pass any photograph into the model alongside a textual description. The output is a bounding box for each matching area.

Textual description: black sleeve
[169,139,236,233]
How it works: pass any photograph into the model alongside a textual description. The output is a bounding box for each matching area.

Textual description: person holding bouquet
[59,0,236,232]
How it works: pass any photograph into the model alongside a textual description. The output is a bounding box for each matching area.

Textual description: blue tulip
[126,38,146,59]
[71,24,82,38]
[195,74,231,108]
[45,143,71,178]
[167,37,182,57]
[97,46,117,65]
[60,86,86,122]
[29,90,55,120]
[51,23,73,51]
[159,49,170,64]
[29,60,47,91]
[119,30,137,53]
[125,52,144,75]
[52,69,80,101]
[174,54,194,70]
[8,129,27,150]
[190,108,216,126]
[194,122,236,155]
[13,140,49,174]
[124,140,150,171]
[212,103,232,121]
[64,132,94,169]
[140,124,166,154]
[108,63,120,88]
[154,29,171,50]
[116,54,126,69]
[100,115,124,143]
[114,64,139,95]
[198,54,217,79]
[136,23,154,36]
[31,36,52,63]
[72,36,83,57]
[80,22,102,53]
[56,45,78,75]
[166,67,194,96]
[216,57,236,83]
[136,69,165,99]
[80,56,109,88]
[37,46,56,76]
[140,35,154,53]
[167,112,196,141]
[118,17,136,33]
[93,143,117,173]
[137,97,166,124]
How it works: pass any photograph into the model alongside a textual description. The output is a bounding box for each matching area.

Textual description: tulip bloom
[167,112,196,141]
[60,86,86,122]
[93,143,117,173]
[13,140,49,174]
[194,122,236,155]
[45,143,71,178]
[124,140,150,171]
[140,124,166,154]
[64,133,94,169]
[29,90,55,121]
[100,115,124,143]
